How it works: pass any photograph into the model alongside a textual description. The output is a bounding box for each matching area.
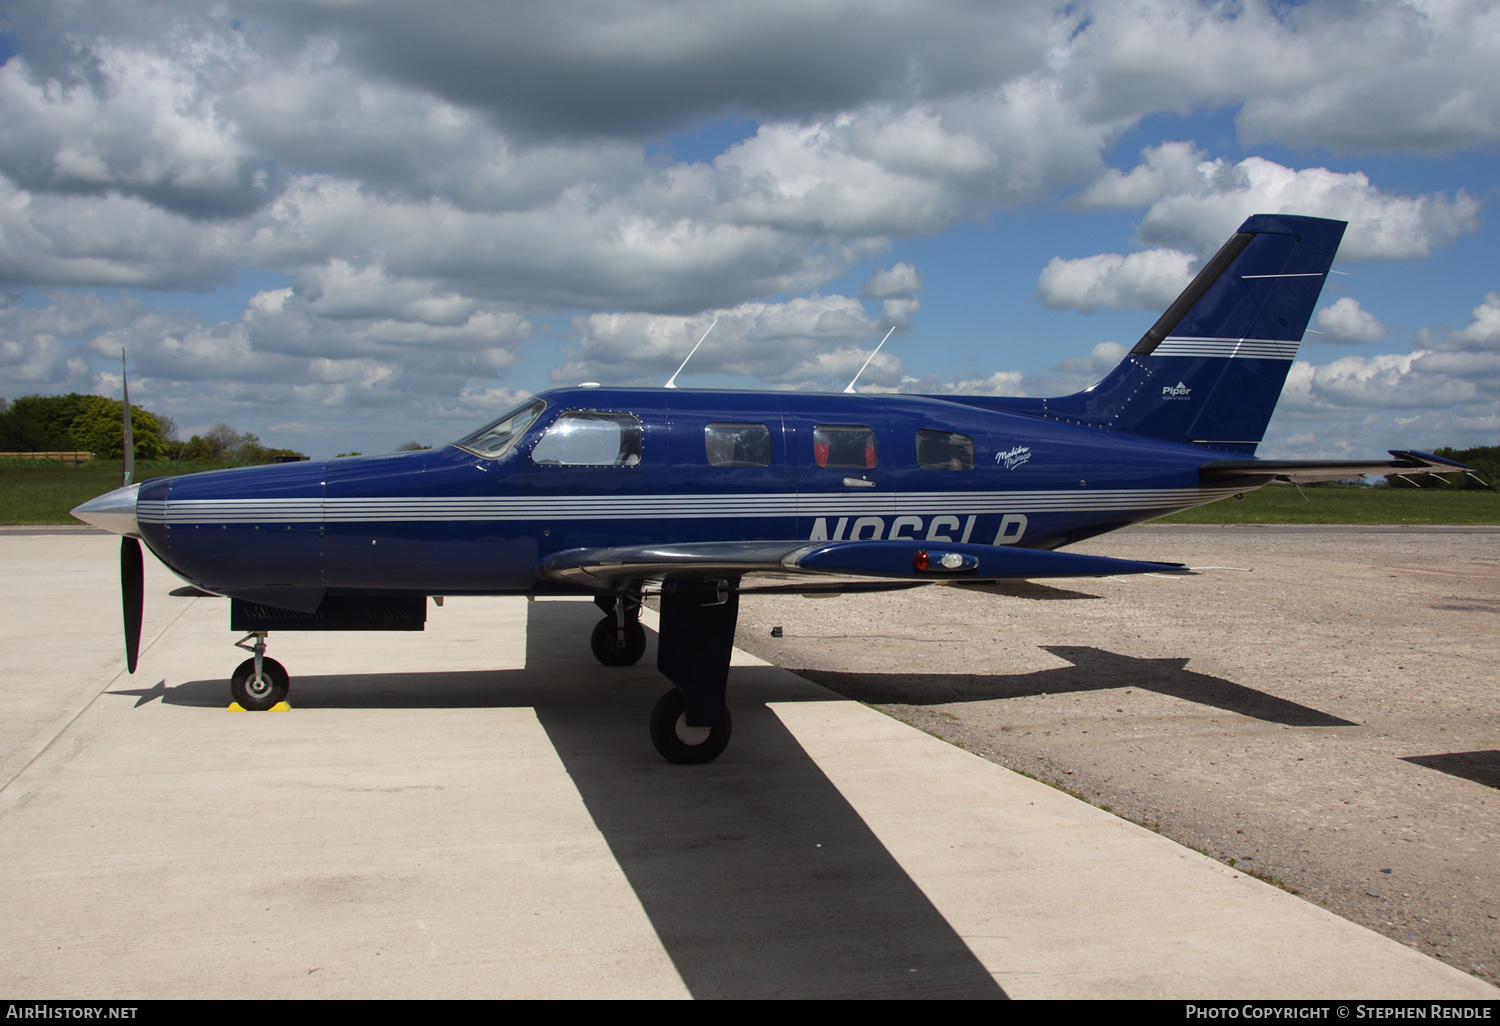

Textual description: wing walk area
[0,534,1491,999]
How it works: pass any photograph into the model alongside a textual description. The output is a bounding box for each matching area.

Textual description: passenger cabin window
[705,422,771,467]
[531,411,642,466]
[916,430,974,471]
[454,397,546,459]
[813,425,876,469]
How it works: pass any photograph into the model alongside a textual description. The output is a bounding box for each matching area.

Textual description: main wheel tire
[231,657,289,711]
[591,617,646,666]
[649,688,731,764]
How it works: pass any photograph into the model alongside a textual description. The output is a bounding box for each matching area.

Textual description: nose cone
[72,484,142,537]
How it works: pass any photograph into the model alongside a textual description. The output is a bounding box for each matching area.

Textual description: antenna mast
[843,325,896,394]
[664,318,719,389]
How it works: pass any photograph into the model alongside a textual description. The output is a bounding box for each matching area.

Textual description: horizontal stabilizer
[1200,450,1481,486]
[541,539,1187,588]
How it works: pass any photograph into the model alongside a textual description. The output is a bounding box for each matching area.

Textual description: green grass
[1156,484,1500,525]
[0,459,246,525]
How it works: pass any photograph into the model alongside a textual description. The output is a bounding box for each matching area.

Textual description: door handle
[843,477,876,487]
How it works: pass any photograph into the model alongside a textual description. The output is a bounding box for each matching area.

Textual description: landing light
[913,549,978,573]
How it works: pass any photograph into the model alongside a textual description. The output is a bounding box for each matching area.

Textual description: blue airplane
[73,214,1473,763]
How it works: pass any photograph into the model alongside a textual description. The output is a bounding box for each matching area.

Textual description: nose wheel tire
[649,687,731,764]
[231,657,289,710]
[591,617,646,666]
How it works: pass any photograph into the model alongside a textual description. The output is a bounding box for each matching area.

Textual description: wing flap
[539,539,1186,589]
[540,541,803,587]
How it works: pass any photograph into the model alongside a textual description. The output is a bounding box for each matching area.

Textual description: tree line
[0,393,305,463]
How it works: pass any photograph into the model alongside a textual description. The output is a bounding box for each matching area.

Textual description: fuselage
[130,387,1247,609]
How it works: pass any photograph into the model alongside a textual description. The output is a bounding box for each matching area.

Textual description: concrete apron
[0,539,1494,999]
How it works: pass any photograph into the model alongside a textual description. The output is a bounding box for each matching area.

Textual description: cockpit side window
[705,423,771,467]
[531,411,643,466]
[453,397,546,459]
[916,430,974,470]
[813,425,876,469]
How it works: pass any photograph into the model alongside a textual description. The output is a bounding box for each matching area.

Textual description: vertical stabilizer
[1037,214,1346,454]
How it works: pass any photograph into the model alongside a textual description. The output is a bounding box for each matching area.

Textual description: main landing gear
[649,687,731,764]
[586,582,741,763]
[591,592,646,666]
[230,631,289,710]
[644,580,740,765]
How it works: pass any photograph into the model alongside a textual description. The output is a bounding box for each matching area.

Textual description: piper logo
[1162,381,1192,400]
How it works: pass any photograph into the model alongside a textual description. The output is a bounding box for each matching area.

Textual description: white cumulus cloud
[1264,291,1500,454]
[1036,249,1193,312]
[1442,292,1500,351]
[1080,145,1480,261]
[1,1,1498,453]
[555,295,899,389]
[862,263,922,299]
[1313,298,1388,344]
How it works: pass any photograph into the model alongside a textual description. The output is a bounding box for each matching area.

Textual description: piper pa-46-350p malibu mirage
[75,214,1475,763]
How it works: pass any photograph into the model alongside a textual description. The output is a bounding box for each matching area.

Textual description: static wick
[664,318,719,389]
[843,325,897,394]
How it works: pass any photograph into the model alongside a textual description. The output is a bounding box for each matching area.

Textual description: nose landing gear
[230,631,289,710]
[591,592,646,666]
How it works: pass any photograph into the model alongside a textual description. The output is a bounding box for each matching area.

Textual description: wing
[539,539,1188,592]
[1199,450,1483,487]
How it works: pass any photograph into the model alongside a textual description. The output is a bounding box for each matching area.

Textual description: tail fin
[1039,214,1346,454]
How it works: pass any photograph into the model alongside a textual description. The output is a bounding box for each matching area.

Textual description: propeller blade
[121,349,134,487]
[122,536,143,674]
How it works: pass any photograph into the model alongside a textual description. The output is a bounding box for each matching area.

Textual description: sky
[0,0,1496,459]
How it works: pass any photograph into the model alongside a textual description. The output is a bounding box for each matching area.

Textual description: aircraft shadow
[525,605,1006,999]
[952,580,1103,601]
[1401,750,1500,791]
[798,646,1357,728]
[117,601,1006,999]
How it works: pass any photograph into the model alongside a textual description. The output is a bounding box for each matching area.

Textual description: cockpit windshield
[453,397,547,459]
